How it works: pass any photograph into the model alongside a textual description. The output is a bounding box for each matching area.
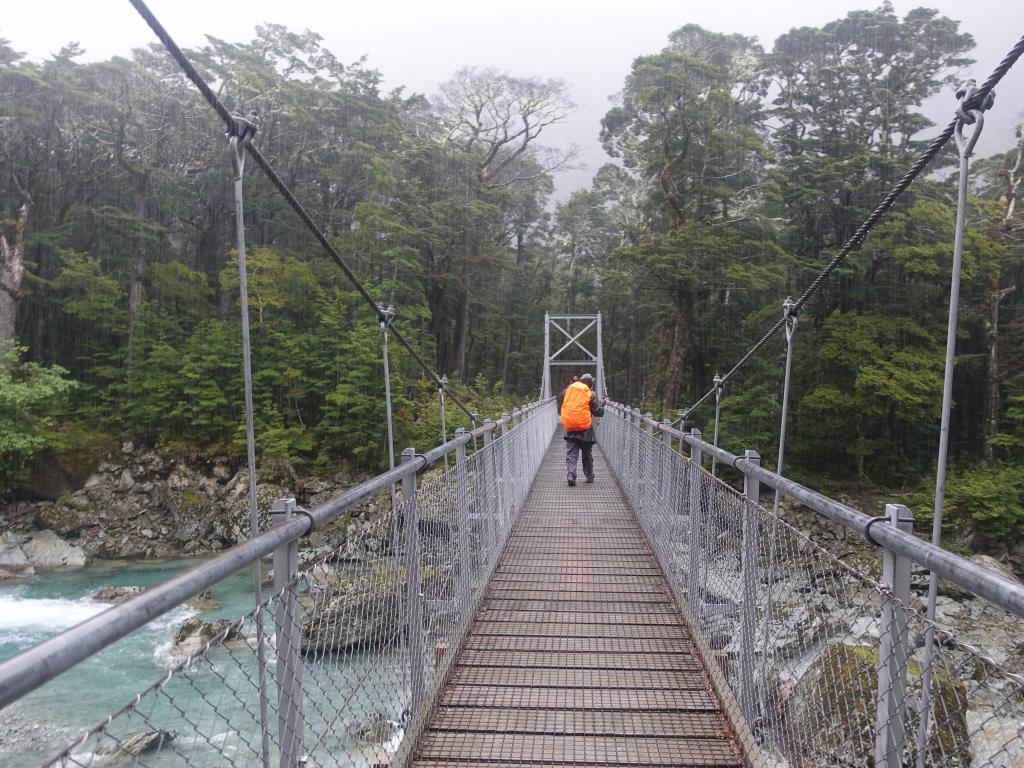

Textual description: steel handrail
[605,402,1024,618]
[0,397,554,710]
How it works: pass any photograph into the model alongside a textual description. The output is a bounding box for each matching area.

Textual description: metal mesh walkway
[410,434,745,767]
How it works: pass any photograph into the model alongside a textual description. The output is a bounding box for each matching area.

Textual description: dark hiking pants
[565,437,594,480]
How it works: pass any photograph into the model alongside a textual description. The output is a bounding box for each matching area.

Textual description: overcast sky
[3,0,1022,200]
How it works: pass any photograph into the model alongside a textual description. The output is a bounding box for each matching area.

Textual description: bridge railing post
[400,448,426,719]
[271,498,304,768]
[614,405,627,483]
[499,413,511,530]
[875,503,915,768]
[482,421,497,553]
[739,449,761,725]
[660,419,673,564]
[630,409,642,503]
[687,429,704,618]
[454,429,473,604]
[644,413,655,539]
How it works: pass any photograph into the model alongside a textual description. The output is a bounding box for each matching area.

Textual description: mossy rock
[786,642,970,767]
[167,487,218,544]
[37,505,83,537]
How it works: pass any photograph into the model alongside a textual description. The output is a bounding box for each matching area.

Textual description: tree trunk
[0,199,31,342]
[454,274,471,380]
[454,229,481,381]
[628,283,642,403]
[500,328,512,386]
[31,248,47,361]
[662,293,688,417]
[984,280,1016,457]
[126,171,149,367]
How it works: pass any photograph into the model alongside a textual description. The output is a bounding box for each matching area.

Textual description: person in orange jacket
[560,373,607,486]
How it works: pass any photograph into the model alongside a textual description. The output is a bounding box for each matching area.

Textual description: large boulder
[0,533,34,580]
[941,555,1021,600]
[91,586,146,604]
[96,729,175,757]
[349,711,401,745]
[785,642,970,767]
[224,482,290,545]
[37,503,84,537]
[21,530,87,570]
[301,571,400,655]
[170,617,242,659]
[166,485,221,548]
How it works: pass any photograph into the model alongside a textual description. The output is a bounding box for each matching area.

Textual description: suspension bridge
[0,3,1023,767]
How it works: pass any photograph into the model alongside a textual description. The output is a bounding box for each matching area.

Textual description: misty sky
[3,0,1023,200]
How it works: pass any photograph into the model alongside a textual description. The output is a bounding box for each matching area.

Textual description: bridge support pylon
[541,312,606,400]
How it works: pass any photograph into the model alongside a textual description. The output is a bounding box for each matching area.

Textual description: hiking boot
[585,476,594,484]
[567,474,576,487]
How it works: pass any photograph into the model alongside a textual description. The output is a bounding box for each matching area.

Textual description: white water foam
[0,596,110,643]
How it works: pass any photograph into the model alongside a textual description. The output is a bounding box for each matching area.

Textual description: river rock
[967,708,1023,767]
[2,445,372,562]
[225,483,290,544]
[91,585,146,603]
[20,530,86,570]
[942,555,1021,600]
[0,533,35,580]
[188,589,219,611]
[349,711,401,745]
[117,469,135,493]
[301,572,400,654]
[785,642,970,767]
[170,617,241,659]
[37,504,84,537]
[96,729,175,757]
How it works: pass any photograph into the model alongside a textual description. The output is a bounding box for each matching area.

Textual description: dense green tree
[600,24,781,414]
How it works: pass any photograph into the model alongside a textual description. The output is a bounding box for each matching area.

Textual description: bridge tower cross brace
[541,312,606,400]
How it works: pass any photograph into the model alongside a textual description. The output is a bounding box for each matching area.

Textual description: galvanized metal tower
[540,312,605,400]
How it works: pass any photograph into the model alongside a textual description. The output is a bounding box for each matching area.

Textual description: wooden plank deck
[409,435,745,767]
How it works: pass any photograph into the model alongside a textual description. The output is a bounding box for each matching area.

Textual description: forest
[0,3,1022,545]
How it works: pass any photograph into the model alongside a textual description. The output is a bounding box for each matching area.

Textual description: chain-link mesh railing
[599,405,1024,768]
[8,400,558,768]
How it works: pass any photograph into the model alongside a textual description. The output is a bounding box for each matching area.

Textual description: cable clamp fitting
[955,80,995,124]
[228,109,259,146]
[863,515,888,547]
[954,81,991,159]
[782,297,798,341]
[226,110,259,180]
[378,304,395,330]
[270,498,315,534]
[294,507,316,534]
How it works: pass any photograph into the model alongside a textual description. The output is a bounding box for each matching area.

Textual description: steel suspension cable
[916,93,988,767]
[128,0,480,425]
[679,33,1024,423]
[227,130,272,768]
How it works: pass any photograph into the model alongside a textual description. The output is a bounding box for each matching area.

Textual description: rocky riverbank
[686,495,1024,768]
[0,442,384,579]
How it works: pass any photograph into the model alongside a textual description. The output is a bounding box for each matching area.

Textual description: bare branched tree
[435,67,578,187]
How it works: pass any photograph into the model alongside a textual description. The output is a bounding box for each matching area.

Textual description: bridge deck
[410,435,744,767]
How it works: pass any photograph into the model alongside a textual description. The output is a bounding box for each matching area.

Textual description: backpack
[561,382,593,432]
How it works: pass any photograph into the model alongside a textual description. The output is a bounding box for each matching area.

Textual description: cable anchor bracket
[783,296,798,342]
[954,80,991,158]
[377,304,396,331]
[227,109,259,180]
